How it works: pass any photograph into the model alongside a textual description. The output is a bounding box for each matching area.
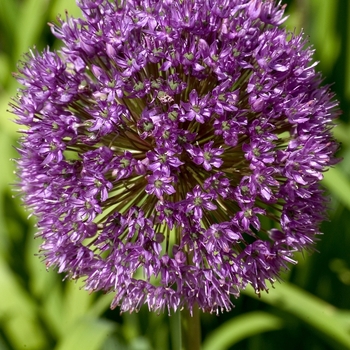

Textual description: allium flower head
[12,0,340,314]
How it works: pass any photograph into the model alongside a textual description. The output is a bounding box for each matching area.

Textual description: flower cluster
[12,0,339,314]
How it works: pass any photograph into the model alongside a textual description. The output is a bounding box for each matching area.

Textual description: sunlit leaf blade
[323,167,350,212]
[49,0,83,19]
[244,282,350,349]
[202,311,283,350]
[0,256,47,349]
[14,0,50,61]
[54,318,116,350]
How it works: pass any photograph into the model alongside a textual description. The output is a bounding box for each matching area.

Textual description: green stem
[181,305,201,350]
[170,309,182,350]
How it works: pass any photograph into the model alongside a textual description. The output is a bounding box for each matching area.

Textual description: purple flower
[147,148,184,172]
[185,185,217,220]
[146,169,176,199]
[12,0,340,315]
[181,90,211,123]
[186,141,224,171]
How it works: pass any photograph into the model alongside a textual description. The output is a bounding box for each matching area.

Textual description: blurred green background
[0,0,350,349]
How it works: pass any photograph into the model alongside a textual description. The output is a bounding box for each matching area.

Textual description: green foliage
[0,0,349,349]
[202,311,284,350]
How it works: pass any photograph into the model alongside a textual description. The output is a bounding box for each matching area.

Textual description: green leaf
[202,311,283,350]
[54,318,116,350]
[0,256,47,349]
[0,0,18,55]
[14,0,50,60]
[0,130,17,190]
[26,229,58,300]
[0,53,11,87]
[87,293,114,318]
[333,122,350,148]
[41,282,65,338]
[337,311,350,329]
[49,0,82,19]
[243,282,350,349]
[323,167,350,212]
[61,280,94,331]
[308,0,340,74]
[41,276,112,338]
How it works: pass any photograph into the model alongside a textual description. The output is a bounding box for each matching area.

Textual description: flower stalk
[181,306,201,350]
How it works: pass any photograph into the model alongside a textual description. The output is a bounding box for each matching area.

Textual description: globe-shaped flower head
[13,0,339,314]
